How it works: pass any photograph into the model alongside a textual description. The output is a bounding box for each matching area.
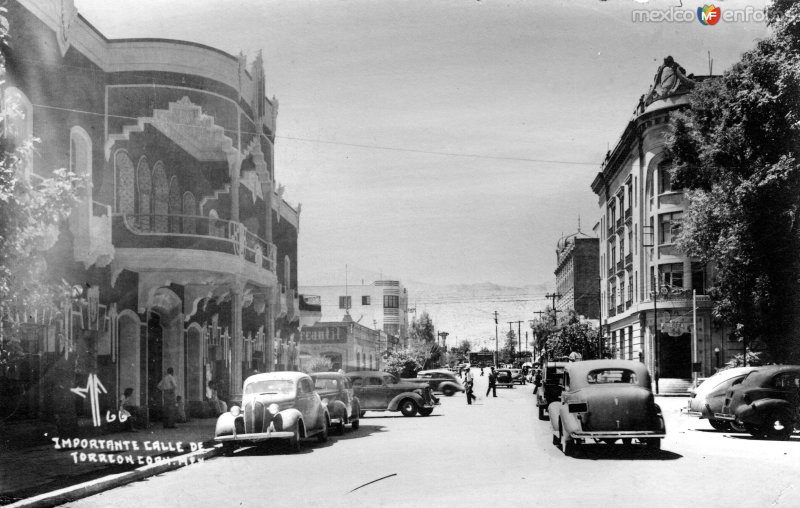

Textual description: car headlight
[230,406,241,417]
[321,398,329,406]
[268,403,279,415]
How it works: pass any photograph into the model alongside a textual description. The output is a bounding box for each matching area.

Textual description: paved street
[68,371,800,508]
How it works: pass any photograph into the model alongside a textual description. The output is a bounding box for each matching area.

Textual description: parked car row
[535,359,666,456]
[214,370,441,454]
[687,364,800,440]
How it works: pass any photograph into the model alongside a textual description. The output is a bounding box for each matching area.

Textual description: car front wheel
[644,438,661,450]
[442,386,455,397]
[400,399,418,417]
[764,409,794,441]
[745,423,765,439]
[288,423,301,453]
[317,418,329,443]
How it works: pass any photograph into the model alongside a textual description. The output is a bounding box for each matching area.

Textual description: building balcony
[626,299,633,309]
[617,303,625,314]
[607,305,617,318]
[607,266,615,277]
[624,208,632,222]
[616,260,624,273]
[625,253,633,266]
[607,226,615,238]
[616,218,623,231]
[112,213,277,280]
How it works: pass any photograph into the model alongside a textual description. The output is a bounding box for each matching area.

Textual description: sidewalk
[0,417,219,506]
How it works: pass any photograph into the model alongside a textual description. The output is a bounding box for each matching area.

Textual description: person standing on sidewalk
[486,366,498,398]
[157,367,178,428]
[464,368,477,404]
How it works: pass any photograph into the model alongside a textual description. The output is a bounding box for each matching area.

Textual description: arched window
[152,161,169,232]
[168,177,181,233]
[3,87,33,178]
[208,209,225,238]
[69,127,93,243]
[182,191,196,234]
[136,157,151,231]
[115,151,135,215]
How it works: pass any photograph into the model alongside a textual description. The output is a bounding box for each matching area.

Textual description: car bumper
[215,427,295,443]
[569,430,666,439]
[713,412,735,421]
[681,408,703,418]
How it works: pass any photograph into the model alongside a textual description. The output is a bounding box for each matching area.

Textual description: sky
[76,0,770,295]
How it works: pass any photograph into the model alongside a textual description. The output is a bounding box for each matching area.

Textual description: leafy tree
[500,329,516,364]
[546,313,600,360]
[408,311,435,345]
[304,355,333,373]
[383,347,423,378]
[664,1,800,362]
[0,12,86,364]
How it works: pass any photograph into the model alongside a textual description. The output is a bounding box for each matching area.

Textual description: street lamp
[714,347,720,368]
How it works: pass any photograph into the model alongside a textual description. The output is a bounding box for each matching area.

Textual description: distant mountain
[406,281,552,352]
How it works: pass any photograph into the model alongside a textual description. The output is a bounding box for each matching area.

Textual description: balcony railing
[608,266,615,277]
[607,226,615,238]
[114,213,276,272]
[607,305,617,318]
[616,260,624,272]
[626,299,633,308]
[616,217,623,231]
[624,208,632,222]
[617,303,624,314]
[625,253,632,266]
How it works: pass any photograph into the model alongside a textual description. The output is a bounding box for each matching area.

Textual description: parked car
[495,368,517,388]
[548,360,665,456]
[403,369,464,396]
[715,365,800,440]
[685,366,757,431]
[310,372,361,434]
[347,371,439,417]
[214,372,330,454]
[537,361,569,420]
[509,368,526,385]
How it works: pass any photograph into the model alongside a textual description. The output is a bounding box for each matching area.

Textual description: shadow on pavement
[726,434,800,442]
[564,444,683,461]
[230,424,387,456]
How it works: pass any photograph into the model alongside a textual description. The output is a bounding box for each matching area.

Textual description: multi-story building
[554,233,600,320]
[298,314,388,372]
[299,280,408,347]
[2,0,301,425]
[590,57,736,392]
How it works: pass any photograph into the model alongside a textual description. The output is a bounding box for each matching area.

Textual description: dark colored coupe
[548,360,665,456]
[311,372,361,434]
[685,366,756,431]
[347,371,439,417]
[403,369,464,396]
[715,365,800,440]
[495,368,518,388]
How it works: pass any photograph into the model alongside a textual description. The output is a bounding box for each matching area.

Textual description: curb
[5,444,221,508]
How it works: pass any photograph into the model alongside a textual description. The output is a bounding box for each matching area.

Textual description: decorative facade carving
[55,0,78,57]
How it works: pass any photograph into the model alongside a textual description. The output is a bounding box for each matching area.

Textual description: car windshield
[244,379,295,395]
[587,369,638,385]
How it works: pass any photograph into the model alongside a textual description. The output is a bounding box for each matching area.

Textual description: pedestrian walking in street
[486,366,497,397]
[157,367,178,428]
[480,367,484,376]
[464,368,477,405]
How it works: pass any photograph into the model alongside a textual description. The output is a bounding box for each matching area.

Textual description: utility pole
[508,320,523,365]
[532,310,547,364]
[493,311,499,367]
[545,292,563,326]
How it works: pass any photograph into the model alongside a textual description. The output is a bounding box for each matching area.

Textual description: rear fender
[328,400,347,421]
[737,398,793,423]
[388,392,424,411]
[440,381,463,392]
[214,412,241,438]
[559,405,584,436]
[548,402,562,433]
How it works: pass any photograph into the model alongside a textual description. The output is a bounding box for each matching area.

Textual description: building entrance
[658,332,691,378]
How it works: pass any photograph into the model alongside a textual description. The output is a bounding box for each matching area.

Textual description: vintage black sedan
[715,365,800,440]
[404,369,464,396]
[495,368,518,388]
[311,371,361,433]
[214,372,330,454]
[548,360,665,456]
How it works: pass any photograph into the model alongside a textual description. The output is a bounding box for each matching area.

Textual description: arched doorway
[147,287,184,422]
[117,311,142,406]
[186,324,203,405]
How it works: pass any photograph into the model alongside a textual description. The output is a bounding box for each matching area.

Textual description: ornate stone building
[2,0,301,424]
[554,233,600,320]
[590,57,735,392]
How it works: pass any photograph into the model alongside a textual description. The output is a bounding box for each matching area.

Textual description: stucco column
[230,289,243,390]
[683,259,692,290]
[265,294,274,372]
